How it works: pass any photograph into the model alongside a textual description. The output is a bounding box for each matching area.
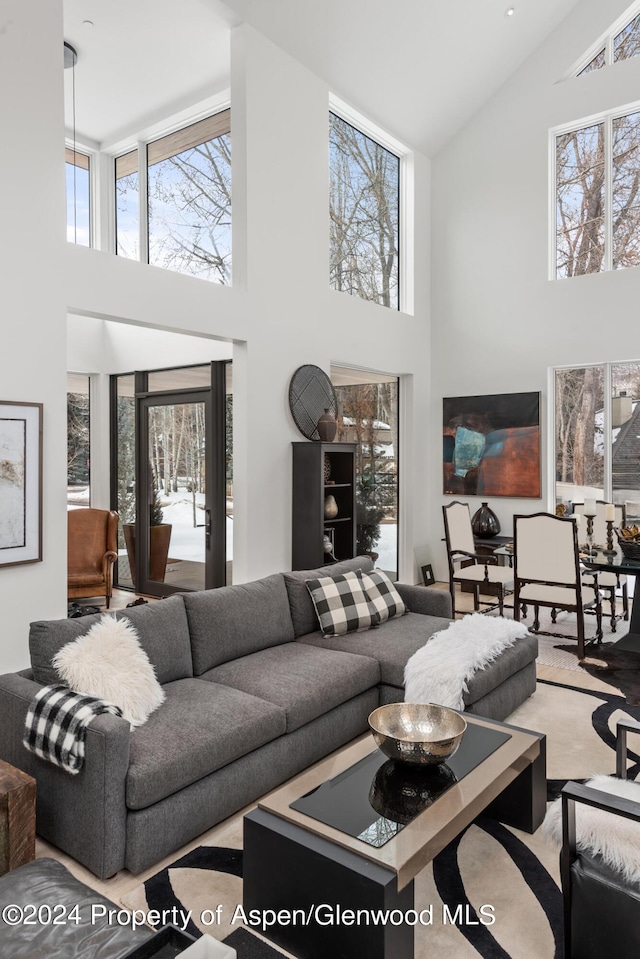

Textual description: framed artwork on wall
[443,391,541,498]
[0,401,43,567]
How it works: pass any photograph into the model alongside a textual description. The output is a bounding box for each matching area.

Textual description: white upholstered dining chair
[573,500,629,630]
[442,501,514,616]
[513,512,602,659]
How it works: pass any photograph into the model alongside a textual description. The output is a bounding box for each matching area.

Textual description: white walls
[430,0,640,579]
[66,315,233,509]
[62,25,432,589]
[0,0,69,672]
[67,316,233,374]
[0,14,431,670]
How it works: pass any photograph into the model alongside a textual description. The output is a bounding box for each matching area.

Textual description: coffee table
[243,713,546,959]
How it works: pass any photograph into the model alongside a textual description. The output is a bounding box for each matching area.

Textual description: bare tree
[556,111,640,277]
[555,367,604,486]
[612,112,640,269]
[67,390,90,485]
[147,134,232,284]
[556,124,605,278]
[330,114,399,309]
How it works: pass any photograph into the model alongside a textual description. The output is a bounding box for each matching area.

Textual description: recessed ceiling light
[505,6,515,16]
[82,19,94,29]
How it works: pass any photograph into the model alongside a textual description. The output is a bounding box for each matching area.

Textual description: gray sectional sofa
[0,557,538,880]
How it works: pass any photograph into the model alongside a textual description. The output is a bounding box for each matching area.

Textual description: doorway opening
[112,361,232,595]
[330,365,399,580]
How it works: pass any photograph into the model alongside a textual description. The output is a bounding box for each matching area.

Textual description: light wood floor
[44,581,616,903]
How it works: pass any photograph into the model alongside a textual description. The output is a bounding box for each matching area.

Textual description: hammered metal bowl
[368,703,467,766]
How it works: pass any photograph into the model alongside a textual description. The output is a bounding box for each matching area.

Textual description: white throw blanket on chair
[404,614,529,711]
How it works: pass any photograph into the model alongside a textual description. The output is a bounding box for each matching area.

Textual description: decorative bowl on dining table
[616,526,640,560]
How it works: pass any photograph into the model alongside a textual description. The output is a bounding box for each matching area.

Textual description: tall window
[554,108,640,277]
[331,365,399,579]
[329,113,400,310]
[576,8,640,75]
[67,373,90,508]
[555,361,640,509]
[66,149,91,247]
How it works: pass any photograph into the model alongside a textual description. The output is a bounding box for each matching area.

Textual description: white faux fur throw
[403,614,529,710]
[543,775,640,884]
[53,616,165,727]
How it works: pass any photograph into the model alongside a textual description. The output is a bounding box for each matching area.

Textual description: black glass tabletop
[290,722,511,848]
[582,548,640,574]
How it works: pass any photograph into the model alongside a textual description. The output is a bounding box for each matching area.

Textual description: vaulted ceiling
[64,0,582,155]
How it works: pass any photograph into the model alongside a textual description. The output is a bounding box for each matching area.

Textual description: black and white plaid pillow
[360,569,406,623]
[306,571,380,637]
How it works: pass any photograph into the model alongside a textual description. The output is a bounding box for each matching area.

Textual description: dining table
[581,548,640,652]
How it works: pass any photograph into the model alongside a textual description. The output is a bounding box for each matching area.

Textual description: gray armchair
[560,719,640,959]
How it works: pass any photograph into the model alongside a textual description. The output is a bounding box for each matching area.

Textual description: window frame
[549,100,640,280]
[549,359,640,508]
[67,372,91,509]
[567,1,640,77]
[108,100,231,280]
[65,141,97,248]
[328,95,413,316]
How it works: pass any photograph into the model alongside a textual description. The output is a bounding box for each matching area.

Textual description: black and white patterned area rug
[122,680,640,959]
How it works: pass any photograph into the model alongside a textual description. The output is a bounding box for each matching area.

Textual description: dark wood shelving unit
[292,442,357,570]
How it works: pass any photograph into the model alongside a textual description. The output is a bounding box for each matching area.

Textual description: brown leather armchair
[67,509,119,609]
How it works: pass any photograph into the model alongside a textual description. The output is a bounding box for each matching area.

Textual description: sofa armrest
[394,583,453,619]
[0,672,131,880]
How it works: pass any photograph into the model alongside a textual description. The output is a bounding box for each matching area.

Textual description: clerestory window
[66,148,91,247]
[554,106,640,278]
[329,112,400,311]
[114,110,231,284]
[575,6,640,75]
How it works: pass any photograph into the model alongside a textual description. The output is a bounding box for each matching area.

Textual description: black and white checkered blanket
[23,685,123,775]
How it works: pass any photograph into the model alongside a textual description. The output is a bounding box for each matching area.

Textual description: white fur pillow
[543,774,640,884]
[53,616,165,727]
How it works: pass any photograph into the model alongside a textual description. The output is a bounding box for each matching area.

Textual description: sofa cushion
[461,632,538,706]
[30,595,193,688]
[200,642,380,732]
[306,570,380,636]
[298,611,451,687]
[284,556,375,638]
[126,679,286,809]
[183,574,296,675]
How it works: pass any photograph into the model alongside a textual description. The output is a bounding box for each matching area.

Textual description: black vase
[471,502,500,538]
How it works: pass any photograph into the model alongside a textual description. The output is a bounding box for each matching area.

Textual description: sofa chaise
[0,557,538,880]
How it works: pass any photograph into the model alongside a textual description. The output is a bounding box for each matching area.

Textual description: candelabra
[584,511,597,555]
[602,519,616,556]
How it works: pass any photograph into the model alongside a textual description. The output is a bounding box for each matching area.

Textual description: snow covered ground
[73,485,397,576]
[372,523,397,576]
[158,491,234,562]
